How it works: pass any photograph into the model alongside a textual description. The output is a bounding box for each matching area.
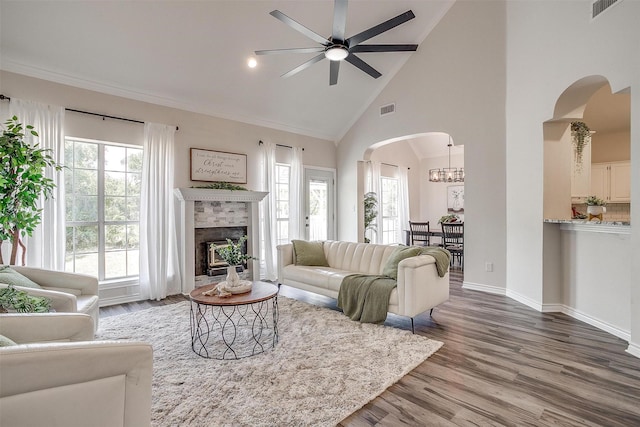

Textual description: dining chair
[441,222,464,269]
[409,221,431,246]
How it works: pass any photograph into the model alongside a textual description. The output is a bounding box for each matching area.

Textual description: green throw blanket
[418,247,451,278]
[337,247,451,324]
[337,274,397,324]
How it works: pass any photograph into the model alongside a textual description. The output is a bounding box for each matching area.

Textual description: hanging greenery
[571,121,591,168]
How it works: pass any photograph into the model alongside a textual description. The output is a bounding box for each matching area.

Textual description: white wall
[420,152,464,226]
[0,71,337,193]
[591,130,631,163]
[504,1,640,355]
[559,228,631,340]
[337,0,507,291]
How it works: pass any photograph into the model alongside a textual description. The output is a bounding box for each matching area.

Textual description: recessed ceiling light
[247,57,257,68]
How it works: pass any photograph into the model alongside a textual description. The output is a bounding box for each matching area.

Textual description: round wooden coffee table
[189,281,279,359]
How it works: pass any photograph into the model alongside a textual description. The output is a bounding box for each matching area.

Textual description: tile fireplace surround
[174,188,268,294]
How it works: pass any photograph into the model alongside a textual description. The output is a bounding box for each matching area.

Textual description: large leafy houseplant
[363,192,378,243]
[0,116,63,265]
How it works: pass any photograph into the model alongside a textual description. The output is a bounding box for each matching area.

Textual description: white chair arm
[276,243,294,283]
[0,341,153,427]
[0,313,94,343]
[396,255,449,317]
[12,266,99,296]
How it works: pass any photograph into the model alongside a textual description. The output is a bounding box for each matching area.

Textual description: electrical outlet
[485,262,493,272]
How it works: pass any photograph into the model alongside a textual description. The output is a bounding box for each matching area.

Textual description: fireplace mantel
[174,188,268,203]
[174,188,267,294]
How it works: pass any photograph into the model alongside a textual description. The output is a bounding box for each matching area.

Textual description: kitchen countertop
[544,219,631,234]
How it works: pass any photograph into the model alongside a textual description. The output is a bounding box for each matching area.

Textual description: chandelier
[428,136,464,183]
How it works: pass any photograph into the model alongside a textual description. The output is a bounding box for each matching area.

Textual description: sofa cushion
[292,240,329,266]
[0,267,42,289]
[382,246,423,280]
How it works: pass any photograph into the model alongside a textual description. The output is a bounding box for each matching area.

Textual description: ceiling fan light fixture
[325,45,349,61]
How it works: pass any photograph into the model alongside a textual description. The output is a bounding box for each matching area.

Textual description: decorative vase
[587,205,606,221]
[226,265,240,288]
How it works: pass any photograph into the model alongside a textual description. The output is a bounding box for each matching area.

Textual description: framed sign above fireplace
[190,148,247,183]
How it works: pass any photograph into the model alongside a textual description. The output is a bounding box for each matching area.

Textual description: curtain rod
[258,140,304,151]
[0,94,178,131]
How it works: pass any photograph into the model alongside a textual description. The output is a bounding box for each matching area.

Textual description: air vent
[592,0,620,18]
[380,103,396,116]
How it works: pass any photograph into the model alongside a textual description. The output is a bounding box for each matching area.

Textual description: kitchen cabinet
[590,161,630,203]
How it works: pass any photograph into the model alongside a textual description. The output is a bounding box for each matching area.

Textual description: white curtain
[139,122,181,300]
[259,142,277,281]
[364,160,381,243]
[397,166,411,245]
[9,99,66,269]
[289,146,304,240]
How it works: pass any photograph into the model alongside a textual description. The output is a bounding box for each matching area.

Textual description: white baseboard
[542,303,631,342]
[505,289,543,312]
[540,303,564,313]
[626,342,640,359]
[462,281,506,295]
[98,294,143,307]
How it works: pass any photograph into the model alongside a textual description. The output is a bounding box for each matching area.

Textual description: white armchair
[1,266,100,332]
[0,313,153,427]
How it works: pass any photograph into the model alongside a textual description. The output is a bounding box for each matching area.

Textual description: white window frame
[64,137,142,285]
[380,176,399,245]
[275,163,291,246]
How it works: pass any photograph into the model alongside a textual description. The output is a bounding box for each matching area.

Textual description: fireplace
[194,226,247,276]
[174,188,268,293]
[206,241,247,276]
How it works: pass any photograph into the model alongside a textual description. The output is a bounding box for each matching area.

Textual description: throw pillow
[382,246,423,280]
[0,266,41,289]
[292,240,329,266]
[0,334,18,347]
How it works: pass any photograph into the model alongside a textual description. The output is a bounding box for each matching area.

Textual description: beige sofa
[0,313,153,427]
[0,266,100,332]
[277,240,450,328]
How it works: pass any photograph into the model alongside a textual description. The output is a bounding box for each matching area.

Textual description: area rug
[97,297,443,426]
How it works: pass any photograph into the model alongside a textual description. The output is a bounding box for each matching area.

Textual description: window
[275,163,291,246]
[64,138,143,281]
[380,177,399,244]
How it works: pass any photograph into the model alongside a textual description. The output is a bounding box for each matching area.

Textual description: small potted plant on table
[211,235,256,294]
[586,196,606,221]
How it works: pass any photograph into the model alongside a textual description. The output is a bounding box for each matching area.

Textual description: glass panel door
[304,168,335,241]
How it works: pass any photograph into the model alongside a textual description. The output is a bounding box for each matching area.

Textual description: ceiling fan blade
[282,53,326,78]
[346,10,415,47]
[345,54,381,79]
[332,0,348,42]
[350,44,418,53]
[270,10,329,46]
[255,47,325,55]
[330,60,340,86]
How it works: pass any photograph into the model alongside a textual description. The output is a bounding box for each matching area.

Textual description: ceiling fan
[255,0,418,85]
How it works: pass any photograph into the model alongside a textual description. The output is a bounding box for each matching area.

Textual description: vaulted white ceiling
[0,1,454,142]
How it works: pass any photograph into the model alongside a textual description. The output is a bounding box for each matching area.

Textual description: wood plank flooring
[100,269,640,426]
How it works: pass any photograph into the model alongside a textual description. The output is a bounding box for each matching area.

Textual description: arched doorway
[356,133,464,244]
[541,75,632,342]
